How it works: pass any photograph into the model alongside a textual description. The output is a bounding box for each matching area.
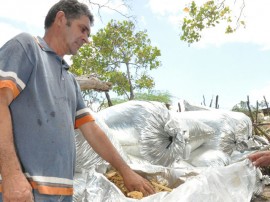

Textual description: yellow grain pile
[105,168,172,199]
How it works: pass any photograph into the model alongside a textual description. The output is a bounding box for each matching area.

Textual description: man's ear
[54,11,67,27]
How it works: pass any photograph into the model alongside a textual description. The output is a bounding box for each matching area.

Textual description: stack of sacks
[139,110,214,166]
[97,101,171,160]
[171,111,253,167]
[73,101,270,201]
[177,100,257,154]
[97,100,215,166]
[162,111,233,167]
[173,100,265,166]
[171,110,252,155]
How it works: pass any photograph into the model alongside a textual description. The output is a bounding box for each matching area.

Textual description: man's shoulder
[16,32,32,38]
[14,32,36,45]
[1,33,35,50]
[9,33,42,56]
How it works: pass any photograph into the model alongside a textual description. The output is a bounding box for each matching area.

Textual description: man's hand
[248,151,270,167]
[79,122,155,196]
[2,172,33,202]
[121,168,155,197]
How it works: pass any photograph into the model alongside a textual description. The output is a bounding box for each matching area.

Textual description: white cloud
[196,0,270,49]
[249,83,270,105]
[140,16,147,27]
[0,0,59,47]
[2,0,269,49]
[0,0,129,47]
[0,23,22,47]
[147,0,187,16]
[147,0,270,49]
[0,0,57,28]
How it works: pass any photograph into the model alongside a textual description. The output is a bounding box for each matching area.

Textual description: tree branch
[87,0,134,23]
[76,75,112,91]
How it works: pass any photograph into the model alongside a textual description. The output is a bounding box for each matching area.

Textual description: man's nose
[84,37,90,44]
[82,34,90,44]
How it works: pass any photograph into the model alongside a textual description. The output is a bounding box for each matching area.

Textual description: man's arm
[0,88,33,201]
[79,121,155,196]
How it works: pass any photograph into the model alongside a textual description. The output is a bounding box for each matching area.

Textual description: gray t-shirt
[0,33,94,195]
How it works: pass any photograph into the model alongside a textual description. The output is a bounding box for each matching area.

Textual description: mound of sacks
[74,100,270,201]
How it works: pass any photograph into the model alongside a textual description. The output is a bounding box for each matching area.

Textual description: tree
[134,90,172,104]
[71,20,161,104]
[232,100,251,116]
[100,90,172,109]
[180,0,245,44]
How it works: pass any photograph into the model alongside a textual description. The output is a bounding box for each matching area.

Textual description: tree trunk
[105,92,113,107]
[125,63,134,100]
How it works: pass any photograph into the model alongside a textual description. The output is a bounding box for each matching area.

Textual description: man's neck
[43,30,66,57]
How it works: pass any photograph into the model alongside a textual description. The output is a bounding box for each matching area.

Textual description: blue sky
[1,0,270,110]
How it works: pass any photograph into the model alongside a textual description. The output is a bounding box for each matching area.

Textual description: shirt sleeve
[73,76,95,129]
[0,34,34,99]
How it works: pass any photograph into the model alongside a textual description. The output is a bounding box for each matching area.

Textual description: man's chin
[69,49,78,56]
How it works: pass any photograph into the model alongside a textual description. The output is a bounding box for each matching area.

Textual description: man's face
[63,15,91,55]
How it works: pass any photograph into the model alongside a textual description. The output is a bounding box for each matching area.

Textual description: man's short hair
[44,0,94,29]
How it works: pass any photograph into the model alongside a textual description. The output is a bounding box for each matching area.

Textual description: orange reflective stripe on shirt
[30,181,73,196]
[75,114,95,129]
[0,80,20,98]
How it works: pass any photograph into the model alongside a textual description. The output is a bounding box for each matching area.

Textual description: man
[248,151,270,167]
[0,0,154,201]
